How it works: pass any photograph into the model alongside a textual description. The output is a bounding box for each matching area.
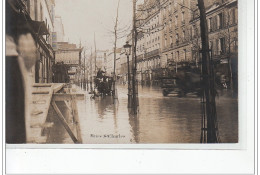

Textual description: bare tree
[111,0,121,99]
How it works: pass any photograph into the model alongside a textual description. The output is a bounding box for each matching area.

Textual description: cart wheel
[196,89,202,97]
[178,91,185,97]
[163,90,168,96]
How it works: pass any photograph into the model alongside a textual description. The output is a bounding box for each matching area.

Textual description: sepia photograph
[6,0,238,144]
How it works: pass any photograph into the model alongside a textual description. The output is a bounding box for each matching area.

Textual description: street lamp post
[124,41,132,108]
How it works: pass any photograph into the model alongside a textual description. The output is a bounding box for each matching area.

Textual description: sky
[55,0,137,53]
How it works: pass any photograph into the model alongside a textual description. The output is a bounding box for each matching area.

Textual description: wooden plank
[33,84,52,87]
[27,84,54,143]
[53,93,84,101]
[53,83,65,93]
[51,101,79,144]
[33,83,52,87]
[71,95,82,143]
[32,91,50,94]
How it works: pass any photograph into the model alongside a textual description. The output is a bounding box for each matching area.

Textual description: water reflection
[94,96,114,119]
[62,84,238,144]
[128,109,140,143]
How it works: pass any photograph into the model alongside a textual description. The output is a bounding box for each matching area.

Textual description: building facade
[161,0,193,72]
[95,50,107,71]
[27,0,56,83]
[120,0,238,86]
[55,42,82,82]
[190,0,238,90]
[9,0,56,83]
[135,0,162,84]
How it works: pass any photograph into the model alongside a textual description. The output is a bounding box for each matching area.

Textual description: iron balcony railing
[137,54,144,61]
[144,49,160,59]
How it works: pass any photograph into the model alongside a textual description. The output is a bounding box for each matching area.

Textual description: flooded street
[56,84,238,144]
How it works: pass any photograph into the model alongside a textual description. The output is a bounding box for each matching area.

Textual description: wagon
[94,76,113,96]
[161,68,202,97]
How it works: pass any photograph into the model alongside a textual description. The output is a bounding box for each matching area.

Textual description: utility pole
[90,48,93,92]
[83,50,86,90]
[94,33,97,75]
[197,0,219,143]
[131,0,138,114]
[113,0,120,98]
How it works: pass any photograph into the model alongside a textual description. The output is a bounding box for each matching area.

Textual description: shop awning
[30,21,49,35]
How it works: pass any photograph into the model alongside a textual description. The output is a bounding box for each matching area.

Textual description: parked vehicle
[94,75,113,96]
[161,62,202,97]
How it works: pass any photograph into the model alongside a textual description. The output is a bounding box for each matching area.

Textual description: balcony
[144,49,160,59]
[137,55,144,62]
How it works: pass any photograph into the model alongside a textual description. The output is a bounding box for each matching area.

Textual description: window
[176,34,179,42]
[184,49,187,60]
[232,8,236,24]
[34,0,38,20]
[164,36,168,47]
[217,13,224,29]
[170,36,173,45]
[182,31,185,39]
[219,37,226,54]
[175,16,178,26]
[190,27,193,39]
[195,27,199,37]
[209,41,213,50]
[208,17,212,32]
[27,0,30,14]
[182,11,185,22]
[40,4,43,21]
[233,37,238,51]
[176,51,179,61]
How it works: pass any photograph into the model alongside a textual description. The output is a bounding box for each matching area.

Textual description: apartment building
[190,0,238,90]
[55,42,83,82]
[160,0,193,73]
[135,0,162,84]
[7,0,56,83]
[27,0,56,83]
[52,16,65,50]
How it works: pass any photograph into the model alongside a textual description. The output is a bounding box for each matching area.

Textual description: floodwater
[47,84,238,144]
[76,85,238,144]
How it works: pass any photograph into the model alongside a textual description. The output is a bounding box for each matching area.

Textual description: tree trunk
[198,0,219,143]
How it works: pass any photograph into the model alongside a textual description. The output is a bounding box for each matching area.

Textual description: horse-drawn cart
[94,76,113,96]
